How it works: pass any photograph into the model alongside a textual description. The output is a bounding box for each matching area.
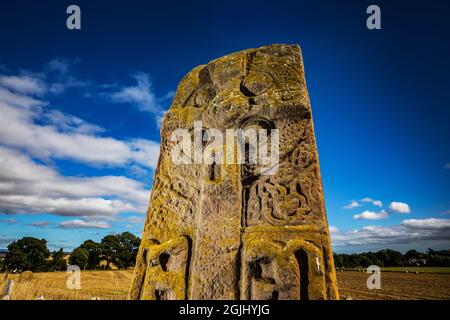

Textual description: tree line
[1,232,141,272]
[2,235,450,272]
[333,248,450,268]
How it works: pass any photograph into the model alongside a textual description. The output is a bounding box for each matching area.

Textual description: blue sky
[0,0,449,253]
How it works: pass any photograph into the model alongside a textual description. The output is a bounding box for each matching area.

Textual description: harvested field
[337,270,450,300]
[0,270,133,300]
[1,269,449,300]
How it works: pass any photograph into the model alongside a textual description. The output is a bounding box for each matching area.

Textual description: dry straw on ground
[1,270,449,300]
[0,270,133,300]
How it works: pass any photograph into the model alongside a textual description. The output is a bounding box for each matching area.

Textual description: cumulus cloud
[361,197,382,207]
[0,87,43,109]
[43,109,104,135]
[0,75,160,169]
[0,74,46,95]
[109,72,173,125]
[331,218,450,247]
[0,58,88,97]
[401,218,450,230]
[389,201,411,214]
[344,201,361,209]
[59,219,111,229]
[111,72,159,113]
[344,197,382,209]
[353,210,388,220]
[0,61,163,227]
[0,146,149,217]
[373,200,382,207]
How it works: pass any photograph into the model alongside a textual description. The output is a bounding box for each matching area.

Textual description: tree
[69,247,89,270]
[405,249,420,260]
[115,232,141,269]
[4,237,50,272]
[100,235,121,269]
[374,249,405,267]
[333,253,343,268]
[79,240,102,269]
[47,248,67,271]
[100,232,141,269]
[358,255,375,267]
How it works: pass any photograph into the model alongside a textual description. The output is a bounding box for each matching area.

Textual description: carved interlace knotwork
[245,175,312,226]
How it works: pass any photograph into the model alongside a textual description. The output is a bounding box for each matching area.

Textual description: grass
[337,267,450,274]
[380,267,450,274]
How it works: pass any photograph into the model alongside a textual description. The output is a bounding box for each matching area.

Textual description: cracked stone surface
[129,44,339,300]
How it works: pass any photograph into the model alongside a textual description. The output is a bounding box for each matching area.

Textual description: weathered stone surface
[1,279,14,300]
[129,44,339,300]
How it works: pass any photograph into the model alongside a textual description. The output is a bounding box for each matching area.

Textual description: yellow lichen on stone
[129,44,339,300]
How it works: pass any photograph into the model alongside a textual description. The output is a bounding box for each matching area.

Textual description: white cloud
[329,226,339,235]
[331,218,450,247]
[0,195,135,217]
[0,87,43,109]
[0,80,160,169]
[0,146,149,217]
[111,72,159,113]
[343,201,361,209]
[0,62,160,222]
[0,75,46,95]
[389,201,411,213]
[372,200,382,207]
[401,218,450,230]
[45,58,71,74]
[59,219,111,229]
[109,72,173,126]
[44,110,104,135]
[360,197,383,207]
[353,210,388,220]
[43,58,91,94]
[0,60,87,97]
[344,197,382,209]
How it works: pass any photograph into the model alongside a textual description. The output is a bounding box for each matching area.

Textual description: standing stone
[129,44,339,300]
[1,279,14,300]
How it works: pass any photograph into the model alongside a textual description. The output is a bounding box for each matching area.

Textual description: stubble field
[336,270,450,300]
[1,269,449,300]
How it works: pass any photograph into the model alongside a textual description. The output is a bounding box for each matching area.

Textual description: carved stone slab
[129,44,339,300]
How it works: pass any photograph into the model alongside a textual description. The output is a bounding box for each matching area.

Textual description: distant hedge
[333,248,450,268]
